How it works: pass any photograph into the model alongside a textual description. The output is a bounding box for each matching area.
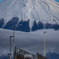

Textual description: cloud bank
[0,28,59,56]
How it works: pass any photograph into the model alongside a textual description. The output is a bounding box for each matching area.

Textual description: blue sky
[55,0,59,2]
[0,0,59,2]
[0,0,3,2]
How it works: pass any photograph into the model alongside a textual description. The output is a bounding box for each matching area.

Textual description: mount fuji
[0,0,59,32]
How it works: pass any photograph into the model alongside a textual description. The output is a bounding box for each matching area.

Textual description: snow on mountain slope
[0,0,59,28]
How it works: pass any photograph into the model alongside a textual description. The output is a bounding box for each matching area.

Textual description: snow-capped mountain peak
[0,0,59,28]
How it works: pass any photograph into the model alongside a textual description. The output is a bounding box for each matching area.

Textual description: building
[14,47,48,59]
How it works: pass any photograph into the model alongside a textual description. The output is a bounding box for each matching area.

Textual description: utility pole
[13,26,17,59]
[8,53,10,59]
[10,36,14,59]
[44,31,46,57]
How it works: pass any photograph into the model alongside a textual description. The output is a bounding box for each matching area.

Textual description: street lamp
[8,53,10,59]
[13,26,17,49]
[10,36,14,59]
[13,26,17,59]
[44,31,46,57]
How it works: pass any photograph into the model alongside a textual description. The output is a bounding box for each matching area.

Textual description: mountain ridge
[0,0,59,31]
[0,17,59,32]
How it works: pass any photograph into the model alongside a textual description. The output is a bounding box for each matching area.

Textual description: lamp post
[13,26,17,59]
[8,53,10,59]
[10,36,14,59]
[13,27,17,49]
[44,31,46,57]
